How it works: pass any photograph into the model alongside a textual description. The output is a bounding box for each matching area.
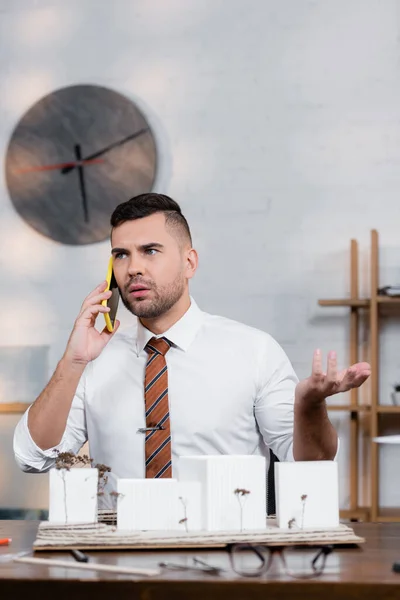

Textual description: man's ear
[186,248,198,280]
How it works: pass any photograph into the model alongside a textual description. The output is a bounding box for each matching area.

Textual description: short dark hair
[110,193,192,246]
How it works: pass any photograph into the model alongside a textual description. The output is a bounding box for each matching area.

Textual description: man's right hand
[63,281,120,365]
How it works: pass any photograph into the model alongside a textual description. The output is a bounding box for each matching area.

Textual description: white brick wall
[1,0,400,509]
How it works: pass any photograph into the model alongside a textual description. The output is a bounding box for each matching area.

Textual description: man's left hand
[295,349,371,405]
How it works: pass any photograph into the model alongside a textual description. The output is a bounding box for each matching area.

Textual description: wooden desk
[1,521,400,599]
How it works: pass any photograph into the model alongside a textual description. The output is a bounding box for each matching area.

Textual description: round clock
[4,84,158,245]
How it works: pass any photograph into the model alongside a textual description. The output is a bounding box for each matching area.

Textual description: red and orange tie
[144,337,172,478]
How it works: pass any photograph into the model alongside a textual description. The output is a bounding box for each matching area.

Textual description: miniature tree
[300,494,308,529]
[178,496,189,532]
[234,488,251,532]
[287,494,308,530]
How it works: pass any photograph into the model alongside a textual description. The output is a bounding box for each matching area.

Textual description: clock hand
[74,144,89,223]
[61,127,149,174]
[16,158,104,174]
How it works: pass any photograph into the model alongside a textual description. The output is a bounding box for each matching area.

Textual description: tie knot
[145,337,172,356]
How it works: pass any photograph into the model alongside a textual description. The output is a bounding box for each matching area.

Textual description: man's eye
[145,248,158,255]
[115,252,127,260]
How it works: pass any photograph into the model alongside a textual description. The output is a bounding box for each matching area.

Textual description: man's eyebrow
[140,242,164,250]
[111,243,165,255]
[111,247,129,255]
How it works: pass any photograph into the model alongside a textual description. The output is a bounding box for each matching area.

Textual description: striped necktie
[144,336,172,478]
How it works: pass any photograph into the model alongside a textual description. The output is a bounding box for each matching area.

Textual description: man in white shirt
[14,193,370,480]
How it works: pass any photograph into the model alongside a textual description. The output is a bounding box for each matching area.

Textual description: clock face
[5,84,157,245]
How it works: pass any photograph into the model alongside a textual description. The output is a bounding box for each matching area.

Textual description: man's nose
[127,254,145,277]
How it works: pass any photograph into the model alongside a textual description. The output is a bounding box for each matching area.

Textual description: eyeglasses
[227,543,334,579]
[159,557,224,576]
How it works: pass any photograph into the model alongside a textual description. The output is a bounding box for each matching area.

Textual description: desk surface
[1,520,400,599]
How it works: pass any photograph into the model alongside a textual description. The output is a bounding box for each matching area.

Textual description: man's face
[111,213,191,319]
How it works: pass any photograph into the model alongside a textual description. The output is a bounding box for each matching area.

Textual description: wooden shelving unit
[319,230,400,522]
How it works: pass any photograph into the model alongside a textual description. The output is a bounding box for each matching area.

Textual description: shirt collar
[135,297,205,356]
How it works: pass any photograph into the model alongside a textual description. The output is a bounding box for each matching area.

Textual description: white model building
[115,455,266,531]
[48,456,340,531]
[48,467,98,525]
[275,461,340,529]
[178,455,267,531]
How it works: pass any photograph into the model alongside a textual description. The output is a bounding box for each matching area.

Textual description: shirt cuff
[14,406,64,472]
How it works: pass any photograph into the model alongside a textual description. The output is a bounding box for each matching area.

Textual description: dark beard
[120,275,186,319]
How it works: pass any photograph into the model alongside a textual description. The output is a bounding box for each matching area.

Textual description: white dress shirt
[14,298,299,479]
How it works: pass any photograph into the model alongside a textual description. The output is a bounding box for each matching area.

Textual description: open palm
[295,350,371,403]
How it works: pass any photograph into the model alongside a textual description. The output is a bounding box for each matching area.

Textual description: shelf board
[326,405,400,415]
[318,299,370,307]
[377,295,400,304]
[339,507,370,521]
[376,508,400,522]
[376,406,400,413]
[318,295,400,307]
[0,403,28,414]
[327,404,370,412]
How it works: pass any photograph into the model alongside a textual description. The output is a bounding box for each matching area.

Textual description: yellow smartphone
[102,257,120,332]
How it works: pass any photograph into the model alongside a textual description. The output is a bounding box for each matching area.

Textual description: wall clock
[4,84,157,245]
